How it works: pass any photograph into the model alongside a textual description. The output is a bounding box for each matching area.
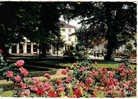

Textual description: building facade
[8,22,77,56]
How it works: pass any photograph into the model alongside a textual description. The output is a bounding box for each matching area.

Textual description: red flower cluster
[61,70,67,75]
[48,91,58,97]
[16,60,24,67]
[73,88,82,98]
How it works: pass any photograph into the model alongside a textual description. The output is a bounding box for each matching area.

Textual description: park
[0,2,136,97]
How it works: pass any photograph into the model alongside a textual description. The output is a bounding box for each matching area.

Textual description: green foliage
[64,2,136,60]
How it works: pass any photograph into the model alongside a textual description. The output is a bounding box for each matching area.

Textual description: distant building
[8,21,77,56]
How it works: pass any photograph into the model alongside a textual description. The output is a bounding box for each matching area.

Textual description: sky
[59,15,82,29]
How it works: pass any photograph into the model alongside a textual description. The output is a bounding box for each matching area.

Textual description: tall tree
[64,2,136,60]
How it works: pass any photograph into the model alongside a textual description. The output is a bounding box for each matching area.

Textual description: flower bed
[0,50,136,97]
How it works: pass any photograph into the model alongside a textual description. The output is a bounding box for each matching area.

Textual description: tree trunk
[104,43,113,61]
[39,43,46,57]
[0,42,9,61]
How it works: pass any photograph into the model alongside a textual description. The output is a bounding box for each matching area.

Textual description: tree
[0,3,20,59]
[0,2,64,58]
[64,2,136,60]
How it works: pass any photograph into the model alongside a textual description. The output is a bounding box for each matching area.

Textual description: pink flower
[80,67,85,72]
[14,75,21,82]
[24,89,30,96]
[72,63,79,66]
[93,71,98,76]
[61,70,67,75]
[87,77,94,84]
[120,72,125,77]
[16,60,24,67]
[43,73,51,79]
[109,72,114,78]
[20,92,26,97]
[58,86,65,92]
[0,49,4,53]
[102,75,106,79]
[6,71,13,78]
[20,82,26,89]
[33,77,39,85]
[134,78,136,82]
[104,68,108,73]
[98,68,103,74]
[86,65,90,69]
[29,85,38,92]
[78,82,85,87]
[65,67,69,72]
[20,67,28,76]
[66,75,72,83]
[94,61,98,66]
[44,82,51,91]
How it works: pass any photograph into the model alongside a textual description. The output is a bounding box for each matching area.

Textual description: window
[27,44,31,53]
[12,45,17,53]
[33,45,37,52]
[19,44,23,53]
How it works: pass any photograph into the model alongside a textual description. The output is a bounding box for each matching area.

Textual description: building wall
[9,26,76,56]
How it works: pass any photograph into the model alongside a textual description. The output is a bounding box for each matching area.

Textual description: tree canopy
[64,2,136,60]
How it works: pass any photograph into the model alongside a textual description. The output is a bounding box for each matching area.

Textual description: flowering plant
[0,49,136,97]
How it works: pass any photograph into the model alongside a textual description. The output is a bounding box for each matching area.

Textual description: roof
[60,21,76,28]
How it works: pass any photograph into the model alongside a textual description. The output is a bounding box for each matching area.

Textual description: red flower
[87,77,94,84]
[20,67,28,76]
[61,70,67,75]
[120,64,125,68]
[14,75,21,82]
[16,60,24,67]
[57,79,61,86]
[105,80,110,85]
[6,71,13,78]
[20,82,26,89]
[43,73,51,79]
[80,67,85,72]
[48,91,58,97]
[36,87,45,96]
[0,49,3,53]
[73,88,82,98]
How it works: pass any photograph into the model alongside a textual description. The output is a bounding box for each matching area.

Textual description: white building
[8,21,77,56]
